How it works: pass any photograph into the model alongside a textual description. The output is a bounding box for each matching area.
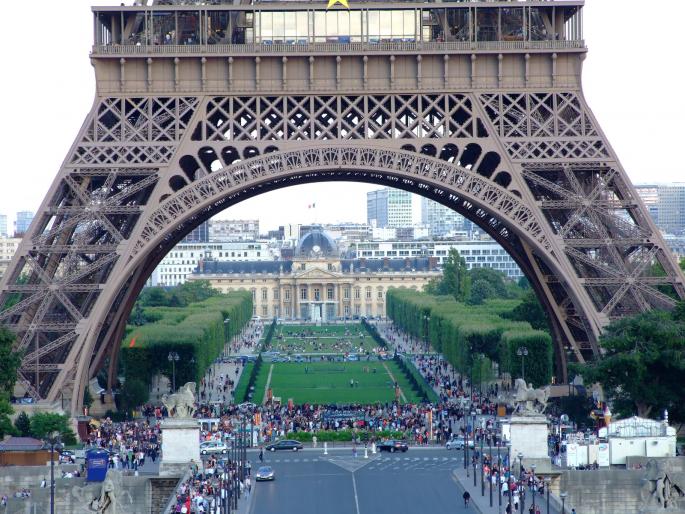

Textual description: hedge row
[394,355,440,404]
[233,362,255,404]
[386,288,553,387]
[285,429,406,443]
[120,291,252,388]
[260,319,277,352]
[361,319,388,349]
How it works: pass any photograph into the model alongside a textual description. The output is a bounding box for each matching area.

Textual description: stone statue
[509,378,550,415]
[641,459,685,510]
[72,470,133,514]
[161,382,197,418]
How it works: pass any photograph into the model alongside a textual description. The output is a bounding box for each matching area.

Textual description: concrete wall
[0,471,181,514]
[558,469,644,514]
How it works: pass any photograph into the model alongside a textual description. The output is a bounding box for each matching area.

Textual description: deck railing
[92,39,585,56]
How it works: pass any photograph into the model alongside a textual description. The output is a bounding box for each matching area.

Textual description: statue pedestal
[159,419,200,476]
[509,415,551,473]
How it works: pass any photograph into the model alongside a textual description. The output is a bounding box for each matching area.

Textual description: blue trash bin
[86,450,109,482]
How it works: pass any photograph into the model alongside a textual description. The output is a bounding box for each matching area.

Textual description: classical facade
[189,230,439,321]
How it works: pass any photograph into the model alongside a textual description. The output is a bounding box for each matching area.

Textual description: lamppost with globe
[560,491,568,514]
[530,463,537,512]
[44,431,61,514]
[517,452,524,514]
[516,347,528,382]
[167,351,180,392]
[223,318,231,358]
[544,477,551,514]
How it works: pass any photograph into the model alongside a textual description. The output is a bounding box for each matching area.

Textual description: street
[249,448,472,514]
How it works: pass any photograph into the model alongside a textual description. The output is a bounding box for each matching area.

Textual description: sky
[0,1,683,232]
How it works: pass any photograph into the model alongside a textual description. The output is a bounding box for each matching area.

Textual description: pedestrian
[259,447,264,463]
[40,478,46,488]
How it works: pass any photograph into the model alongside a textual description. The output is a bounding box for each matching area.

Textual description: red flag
[129,337,136,348]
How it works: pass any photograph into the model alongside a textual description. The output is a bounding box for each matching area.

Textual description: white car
[446,437,475,450]
[200,441,229,455]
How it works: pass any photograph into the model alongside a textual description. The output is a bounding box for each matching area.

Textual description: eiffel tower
[1,0,683,414]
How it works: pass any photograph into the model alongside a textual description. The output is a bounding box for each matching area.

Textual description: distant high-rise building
[209,219,259,242]
[657,184,685,235]
[634,184,659,225]
[182,220,209,243]
[421,198,464,237]
[15,211,34,235]
[0,215,7,237]
[367,188,412,228]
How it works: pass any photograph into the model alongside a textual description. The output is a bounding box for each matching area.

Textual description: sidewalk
[451,464,560,514]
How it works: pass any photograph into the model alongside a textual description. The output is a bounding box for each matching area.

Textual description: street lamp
[531,463,537,513]
[544,477,551,514]
[167,351,180,392]
[516,347,528,382]
[497,440,502,508]
[44,431,61,514]
[422,314,430,352]
[480,435,485,497]
[224,318,231,358]
[517,452,524,514]
[560,491,568,514]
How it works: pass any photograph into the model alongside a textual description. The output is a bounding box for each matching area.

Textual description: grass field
[265,323,379,354]
[251,361,423,405]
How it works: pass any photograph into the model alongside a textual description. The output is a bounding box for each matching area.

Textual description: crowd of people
[170,459,250,514]
[84,418,161,471]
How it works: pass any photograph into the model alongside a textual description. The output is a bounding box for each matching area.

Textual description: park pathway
[262,364,275,405]
[381,362,407,403]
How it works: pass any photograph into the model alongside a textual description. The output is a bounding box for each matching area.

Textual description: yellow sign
[327,0,350,9]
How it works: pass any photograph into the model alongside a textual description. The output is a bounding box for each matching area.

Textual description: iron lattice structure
[1,0,684,414]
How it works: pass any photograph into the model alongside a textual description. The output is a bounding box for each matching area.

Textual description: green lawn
[251,361,423,405]
[265,323,379,354]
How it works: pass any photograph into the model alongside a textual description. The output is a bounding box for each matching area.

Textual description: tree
[441,248,471,302]
[29,413,77,445]
[468,267,508,298]
[508,291,550,332]
[680,257,685,271]
[0,395,15,439]
[120,378,149,415]
[573,310,685,419]
[468,279,494,305]
[176,280,220,305]
[14,411,31,437]
[0,328,21,394]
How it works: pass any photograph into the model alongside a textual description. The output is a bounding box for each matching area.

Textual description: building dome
[296,228,338,257]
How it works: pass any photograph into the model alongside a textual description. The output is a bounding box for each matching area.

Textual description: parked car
[200,441,229,455]
[265,440,303,452]
[376,440,408,453]
[255,466,275,481]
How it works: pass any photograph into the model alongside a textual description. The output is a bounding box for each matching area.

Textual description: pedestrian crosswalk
[260,454,462,473]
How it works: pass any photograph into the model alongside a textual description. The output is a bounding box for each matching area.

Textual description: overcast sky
[0,1,683,232]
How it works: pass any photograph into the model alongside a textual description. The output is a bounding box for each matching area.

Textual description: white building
[209,219,260,242]
[150,241,279,287]
[347,239,523,278]
[421,198,464,237]
[367,188,413,228]
[0,237,21,279]
[0,215,8,238]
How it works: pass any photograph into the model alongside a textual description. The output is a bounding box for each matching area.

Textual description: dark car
[376,440,408,453]
[265,440,304,452]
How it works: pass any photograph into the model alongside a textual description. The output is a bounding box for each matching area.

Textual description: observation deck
[90,1,586,95]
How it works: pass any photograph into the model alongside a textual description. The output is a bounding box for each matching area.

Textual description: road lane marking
[352,473,361,514]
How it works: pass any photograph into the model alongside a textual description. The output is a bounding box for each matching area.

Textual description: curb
[452,469,486,514]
